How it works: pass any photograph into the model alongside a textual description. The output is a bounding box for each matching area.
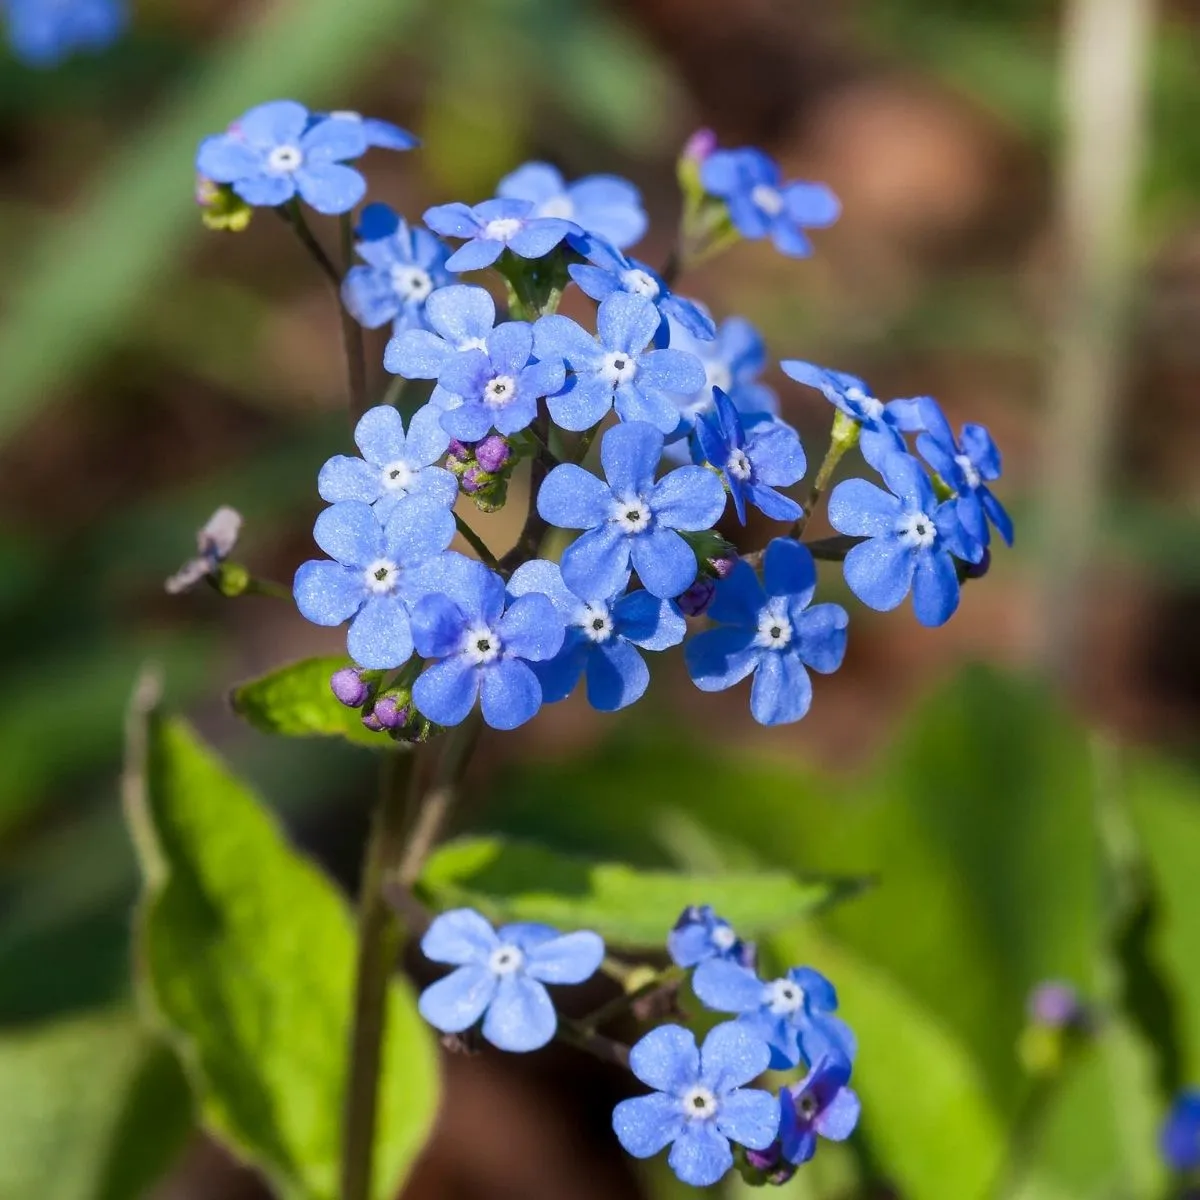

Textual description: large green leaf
[417,835,865,948]
[126,714,438,1200]
[0,1009,192,1200]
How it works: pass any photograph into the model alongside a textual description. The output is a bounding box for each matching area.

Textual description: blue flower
[196,101,368,215]
[434,321,565,441]
[533,294,705,433]
[778,1058,861,1165]
[667,906,754,970]
[692,958,857,1071]
[537,421,727,600]
[1161,1089,1200,1172]
[685,539,847,726]
[700,148,840,257]
[321,110,418,151]
[417,907,604,1052]
[827,451,983,627]
[695,389,806,524]
[410,556,564,729]
[341,204,453,334]
[423,198,578,273]
[4,0,125,66]
[293,497,455,669]
[612,1022,779,1188]
[568,235,715,343]
[317,404,458,519]
[780,359,923,466]
[497,161,647,249]
[914,396,1013,548]
[507,559,685,712]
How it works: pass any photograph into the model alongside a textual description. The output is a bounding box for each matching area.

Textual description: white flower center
[483,217,522,242]
[329,110,363,122]
[538,195,575,220]
[458,336,489,353]
[621,269,660,299]
[726,448,753,481]
[381,460,417,494]
[896,510,937,549]
[601,351,638,386]
[755,607,793,650]
[751,184,785,216]
[766,977,805,1015]
[391,265,433,302]
[704,361,732,394]
[611,494,651,534]
[681,1085,719,1121]
[846,387,884,422]
[578,602,614,644]
[463,623,502,665]
[711,924,737,951]
[488,944,525,976]
[363,557,399,595]
[955,453,981,490]
[267,144,304,173]
[484,375,517,408]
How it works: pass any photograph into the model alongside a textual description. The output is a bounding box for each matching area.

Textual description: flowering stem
[557,1019,631,1069]
[279,200,341,286]
[788,414,858,540]
[454,514,500,571]
[497,406,554,576]
[338,213,370,424]
[582,965,686,1032]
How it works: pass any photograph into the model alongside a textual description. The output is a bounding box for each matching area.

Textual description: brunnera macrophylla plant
[169,96,1015,1196]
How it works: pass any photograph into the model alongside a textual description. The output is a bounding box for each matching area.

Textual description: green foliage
[126,715,438,1200]
[417,835,865,948]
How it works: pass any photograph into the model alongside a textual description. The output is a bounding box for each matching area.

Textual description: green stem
[339,212,369,424]
[788,412,859,540]
[497,405,554,576]
[243,577,293,600]
[280,201,341,286]
[582,965,686,1032]
[454,513,499,570]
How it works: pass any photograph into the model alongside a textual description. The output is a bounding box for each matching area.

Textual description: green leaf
[231,656,386,750]
[125,713,439,1200]
[416,835,864,948]
[0,1009,193,1200]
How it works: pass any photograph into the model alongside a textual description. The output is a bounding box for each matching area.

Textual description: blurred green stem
[454,514,499,570]
[339,213,370,423]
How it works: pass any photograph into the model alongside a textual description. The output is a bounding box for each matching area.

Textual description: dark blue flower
[827,451,983,627]
[700,147,840,257]
[568,234,715,343]
[196,101,367,215]
[410,556,564,729]
[537,421,727,600]
[612,1023,779,1188]
[507,559,685,712]
[685,539,847,726]
[498,161,646,250]
[341,204,453,334]
[417,907,604,1052]
[914,396,1013,548]
[692,958,856,1071]
[778,1058,861,1165]
[695,388,806,524]
[533,294,705,433]
[1161,1090,1200,1173]
[320,110,418,151]
[668,906,754,970]
[293,497,456,669]
[317,403,458,519]
[423,198,578,272]
[4,0,125,65]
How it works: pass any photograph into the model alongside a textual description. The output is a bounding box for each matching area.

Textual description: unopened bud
[710,553,738,579]
[361,709,385,733]
[447,438,475,463]
[475,434,512,474]
[964,547,991,580]
[677,576,716,617]
[683,127,718,166]
[372,694,410,730]
[330,667,371,709]
[461,465,487,495]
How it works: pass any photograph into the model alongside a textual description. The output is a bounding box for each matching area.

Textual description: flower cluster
[3,0,126,67]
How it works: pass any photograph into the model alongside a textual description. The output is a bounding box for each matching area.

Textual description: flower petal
[196,134,261,183]
[629,1024,701,1094]
[630,528,698,599]
[497,593,564,662]
[233,174,296,208]
[523,930,605,984]
[600,420,664,496]
[313,501,383,567]
[714,1088,780,1150]
[707,561,767,627]
[684,627,760,693]
[667,1122,733,1188]
[597,292,660,355]
[383,495,456,567]
[418,963,497,1033]
[650,466,727,531]
[548,374,615,432]
[506,558,576,613]
[422,202,481,239]
[816,1087,861,1141]
[300,115,367,163]
[497,161,565,205]
[569,175,647,249]
[482,974,556,1051]
[585,639,649,711]
[910,548,961,627]
[384,329,452,379]
[293,560,364,626]
[827,478,902,538]
[562,524,632,601]
[537,463,612,530]
[347,595,412,669]
[294,163,366,215]
[749,651,813,725]
[842,537,915,613]
[613,1094,686,1159]
[353,404,407,464]
[613,380,684,433]
[421,907,499,965]
[763,537,817,606]
[506,218,574,259]
[692,961,765,1015]
[318,455,380,505]
[701,1021,773,1093]
[479,659,542,730]
[614,590,686,651]
[413,656,480,727]
[445,239,505,272]
[794,603,849,674]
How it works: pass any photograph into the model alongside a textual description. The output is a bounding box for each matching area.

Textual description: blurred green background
[1,0,1198,1197]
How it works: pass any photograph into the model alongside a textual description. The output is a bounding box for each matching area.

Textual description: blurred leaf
[231,656,385,749]
[417,835,866,947]
[126,713,438,1200]
[0,1008,192,1200]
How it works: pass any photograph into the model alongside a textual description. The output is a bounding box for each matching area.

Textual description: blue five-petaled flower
[778,1058,862,1166]
[4,0,126,66]
[417,907,605,1052]
[423,197,578,273]
[538,421,727,601]
[668,905,754,970]
[612,1022,780,1188]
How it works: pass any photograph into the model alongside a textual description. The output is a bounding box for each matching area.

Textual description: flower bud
[330,667,371,709]
[447,438,475,463]
[676,576,716,618]
[361,709,385,733]
[372,693,410,730]
[710,552,739,579]
[964,547,991,580]
[683,127,718,167]
[461,465,487,495]
[475,434,512,474]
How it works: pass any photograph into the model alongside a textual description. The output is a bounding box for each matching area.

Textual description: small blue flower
[317,403,458,519]
[667,906,754,970]
[410,556,564,729]
[612,1022,779,1188]
[497,161,647,250]
[537,421,727,601]
[423,198,578,273]
[685,539,847,726]
[533,294,705,433]
[341,204,453,334]
[321,110,418,151]
[568,235,715,344]
[914,396,1013,549]
[1161,1089,1200,1172]
[778,1058,861,1165]
[4,0,125,66]
[293,497,455,669]
[700,148,840,257]
[692,957,856,1071]
[695,389,806,524]
[507,559,685,712]
[827,451,983,627]
[196,101,368,215]
[434,321,565,441]
[417,907,604,1052]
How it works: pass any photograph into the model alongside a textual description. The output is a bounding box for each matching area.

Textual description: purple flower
[497,161,646,250]
[423,198,578,272]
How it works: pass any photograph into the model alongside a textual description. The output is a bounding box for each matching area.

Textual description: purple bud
[475,434,511,474]
[745,1143,782,1173]
[331,667,370,708]
[373,694,410,730]
[684,127,718,165]
[1028,981,1084,1029]
[676,576,716,617]
[447,439,475,463]
[710,553,739,579]
[361,710,385,733]
[461,465,487,495]
[965,547,992,580]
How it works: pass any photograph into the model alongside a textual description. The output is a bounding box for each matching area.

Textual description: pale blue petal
[533,314,602,369]
[769,221,814,257]
[383,494,456,566]
[517,357,567,404]
[299,116,367,163]
[569,175,647,249]
[827,478,903,538]
[353,404,407,464]
[749,423,807,486]
[479,659,542,730]
[614,590,686,650]
[196,134,261,183]
[568,263,620,303]
[783,181,840,227]
[385,329,452,379]
[685,628,760,692]
[506,559,575,613]
[707,561,766,627]
[405,403,452,466]
[763,537,816,605]
[692,961,765,1015]
[650,466,727,531]
[638,348,706,395]
[497,923,559,952]
[794,604,849,674]
[405,551,482,615]
[238,99,308,144]
[612,1094,686,1159]
[548,375,615,432]
[597,292,660,355]
[233,174,296,207]
[347,596,412,669]
[961,423,1002,478]
[533,641,590,703]
[523,930,605,983]
[983,489,1014,546]
[630,529,698,599]
[613,380,683,433]
[487,322,534,375]
[600,420,663,496]
[880,451,936,510]
[628,1024,701,1093]
[426,284,495,344]
[843,537,915,613]
[911,549,960,627]
[668,1123,733,1188]
[789,967,839,1012]
[413,656,480,726]
[749,652,813,725]
[497,161,564,205]
[318,455,379,505]
[294,163,365,215]
[410,593,467,658]
[507,218,573,259]
[561,524,631,600]
[313,501,383,567]
[746,483,801,523]
[421,907,499,965]
[714,1089,780,1150]
[497,593,564,662]
[440,400,495,443]
[418,963,497,1033]
[482,974,556,1051]
[341,266,399,329]
[585,640,649,711]
[537,463,611,529]
[445,239,505,272]
[816,1087,861,1141]
[293,560,364,626]
[422,202,481,239]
